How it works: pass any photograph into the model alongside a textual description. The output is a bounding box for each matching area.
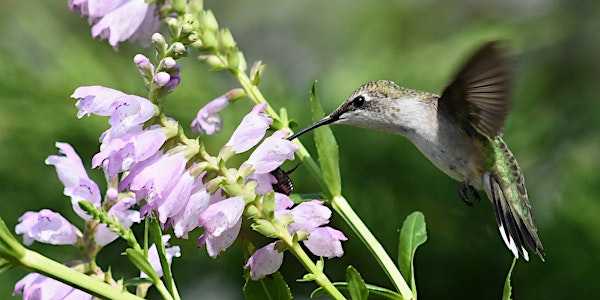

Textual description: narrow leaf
[397,211,427,296]
[346,266,369,300]
[312,283,402,300]
[243,272,292,300]
[502,258,517,300]
[310,82,341,196]
[125,248,160,283]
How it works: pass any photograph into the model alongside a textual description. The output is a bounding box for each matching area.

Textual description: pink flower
[45,142,101,219]
[191,94,230,135]
[14,272,92,300]
[70,0,161,48]
[198,196,245,258]
[120,152,187,207]
[244,242,284,280]
[244,130,299,174]
[225,104,272,153]
[15,210,79,246]
[245,198,347,280]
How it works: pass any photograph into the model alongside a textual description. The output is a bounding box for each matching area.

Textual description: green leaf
[243,272,292,300]
[397,211,427,297]
[125,248,160,283]
[502,258,517,300]
[312,283,403,300]
[123,277,155,287]
[346,266,369,300]
[149,216,176,296]
[310,81,341,196]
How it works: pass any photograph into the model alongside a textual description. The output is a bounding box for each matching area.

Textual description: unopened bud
[225,88,246,101]
[154,72,171,87]
[201,10,219,32]
[218,28,236,51]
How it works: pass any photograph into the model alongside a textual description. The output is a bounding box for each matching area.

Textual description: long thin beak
[287,115,338,140]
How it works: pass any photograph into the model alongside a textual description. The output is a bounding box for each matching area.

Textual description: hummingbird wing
[439,42,511,137]
[484,138,545,261]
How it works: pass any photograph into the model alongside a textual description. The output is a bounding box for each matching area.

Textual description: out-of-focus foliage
[1,0,598,299]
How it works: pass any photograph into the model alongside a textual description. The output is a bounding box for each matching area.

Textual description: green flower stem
[232,67,413,300]
[276,224,345,300]
[19,249,142,300]
[332,195,414,300]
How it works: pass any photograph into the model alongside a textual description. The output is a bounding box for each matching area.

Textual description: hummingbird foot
[458,180,480,206]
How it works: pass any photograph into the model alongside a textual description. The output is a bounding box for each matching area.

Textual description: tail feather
[484,139,545,261]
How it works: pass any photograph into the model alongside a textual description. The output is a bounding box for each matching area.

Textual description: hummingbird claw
[459,180,480,206]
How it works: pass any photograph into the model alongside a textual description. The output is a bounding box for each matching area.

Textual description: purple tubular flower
[284,200,331,233]
[198,196,245,258]
[245,130,299,174]
[142,235,181,278]
[86,0,160,48]
[303,227,347,258]
[120,152,187,208]
[171,178,211,238]
[225,104,273,153]
[190,94,230,135]
[244,242,284,280]
[157,171,194,224]
[45,142,101,219]
[14,272,92,300]
[15,210,79,246]
[72,86,127,118]
[92,128,167,178]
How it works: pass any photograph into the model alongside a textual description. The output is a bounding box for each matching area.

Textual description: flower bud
[154,72,171,87]
[161,57,177,70]
[200,54,225,70]
[201,10,219,32]
[152,33,167,56]
[170,42,187,58]
[251,220,278,238]
[218,28,236,51]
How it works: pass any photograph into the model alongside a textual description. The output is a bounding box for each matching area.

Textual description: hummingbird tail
[484,140,545,261]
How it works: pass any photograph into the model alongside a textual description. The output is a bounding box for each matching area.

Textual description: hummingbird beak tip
[287,115,337,141]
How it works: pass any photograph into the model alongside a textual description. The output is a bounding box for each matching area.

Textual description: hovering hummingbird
[288,42,545,261]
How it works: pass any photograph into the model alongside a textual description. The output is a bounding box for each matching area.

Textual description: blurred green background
[1,0,599,299]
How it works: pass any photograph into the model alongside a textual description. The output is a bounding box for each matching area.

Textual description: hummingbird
[287,42,545,261]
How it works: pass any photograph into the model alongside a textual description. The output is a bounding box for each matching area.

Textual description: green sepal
[243,271,292,300]
[262,191,276,219]
[346,265,369,300]
[298,273,316,282]
[310,82,341,197]
[251,220,278,238]
[397,211,427,297]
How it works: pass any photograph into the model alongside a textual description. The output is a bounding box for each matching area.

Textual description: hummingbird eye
[352,96,366,108]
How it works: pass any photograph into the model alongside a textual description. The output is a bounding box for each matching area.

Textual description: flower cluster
[69,0,161,48]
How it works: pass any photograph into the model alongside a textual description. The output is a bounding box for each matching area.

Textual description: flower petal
[225,104,272,153]
[15,210,78,246]
[303,227,347,258]
[245,130,298,174]
[245,242,284,280]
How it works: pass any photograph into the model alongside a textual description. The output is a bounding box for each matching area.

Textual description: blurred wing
[439,42,511,137]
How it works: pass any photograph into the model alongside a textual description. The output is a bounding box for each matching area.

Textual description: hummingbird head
[288,80,436,140]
